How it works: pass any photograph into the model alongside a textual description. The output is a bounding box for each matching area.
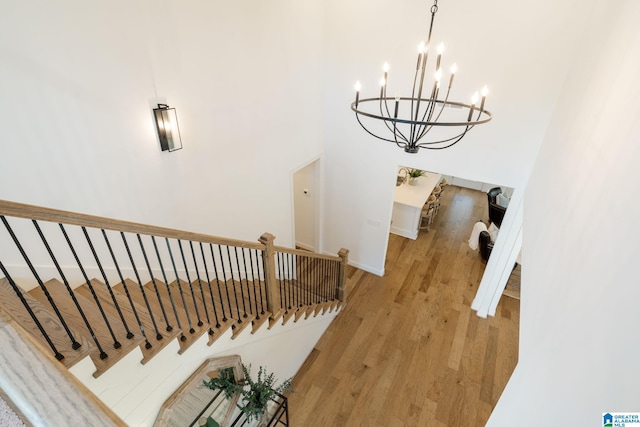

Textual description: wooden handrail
[273,245,342,262]
[0,200,263,250]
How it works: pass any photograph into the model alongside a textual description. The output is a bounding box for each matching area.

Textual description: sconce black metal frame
[153,104,183,152]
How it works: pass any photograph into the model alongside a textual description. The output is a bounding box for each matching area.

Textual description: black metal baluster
[320,259,325,302]
[217,245,234,322]
[199,242,220,328]
[334,260,340,299]
[299,255,304,306]
[285,253,292,310]
[318,259,323,302]
[332,261,337,300]
[60,224,121,350]
[293,254,301,308]
[178,240,203,327]
[294,255,305,307]
[289,253,295,309]
[226,246,242,325]
[256,250,266,315]
[277,252,286,311]
[293,253,299,308]
[332,260,336,300]
[324,260,329,302]
[137,234,171,334]
[327,260,333,301]
[166,238,194,336]
[190,241,212,334]
[240,248,254,314]
[102,230,151,349]
[322,259,327,302]
[331,260,336,301]
[312,258,316,304]
[81,227,134,340]
[6,218,81,351]
[301,255,306,306]
[232,247,248,319]
[247,249,260,319]
[300,255,306,306]
[210,244,228,322]
[121,232,163,341]
[316,257,322,304]
[152,236,184,341]
[285,252,292,310]
[282,252,291,312]
[335,259,340,300]
[0,261,64,360]
[328,260,334,301]
[288,253,294,309]
[306,256,311,306]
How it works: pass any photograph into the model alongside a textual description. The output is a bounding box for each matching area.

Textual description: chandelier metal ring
[351,98,492,127]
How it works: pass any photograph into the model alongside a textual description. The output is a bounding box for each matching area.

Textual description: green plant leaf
[237,364,293,422]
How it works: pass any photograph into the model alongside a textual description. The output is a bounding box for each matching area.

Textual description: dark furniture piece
[487,187,506,227]
[479,230,494,261]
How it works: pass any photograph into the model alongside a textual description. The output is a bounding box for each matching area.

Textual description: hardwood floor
[287,186,519,427]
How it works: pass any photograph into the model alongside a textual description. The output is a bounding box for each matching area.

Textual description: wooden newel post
[337,248,349,303]
[259,233,281,316]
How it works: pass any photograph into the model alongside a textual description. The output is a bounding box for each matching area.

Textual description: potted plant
[202,367,240,399]
[237,364,293,422]
[404,168,425,185]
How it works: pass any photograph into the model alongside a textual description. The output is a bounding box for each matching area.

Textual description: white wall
[0,0,324,247]
[320,0,591,274]
[488,1,640,425]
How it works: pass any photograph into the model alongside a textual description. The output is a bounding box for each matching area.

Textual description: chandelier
[351,0,492,153]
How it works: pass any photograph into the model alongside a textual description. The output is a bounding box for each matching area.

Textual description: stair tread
[164,279,211,353]
[80,279,180,364]
[208,319,234,346]
[251,311,271,334]
[0,278,93,368]
[113,278,191,359]
[29,279,143,377]
[281,308,297,326]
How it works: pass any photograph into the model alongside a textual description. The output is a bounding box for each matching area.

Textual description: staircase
[0,200,348,424]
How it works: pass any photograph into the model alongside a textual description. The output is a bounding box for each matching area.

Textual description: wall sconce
[153,104,183,152]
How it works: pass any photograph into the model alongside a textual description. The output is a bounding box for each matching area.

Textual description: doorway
[292,159,319,251]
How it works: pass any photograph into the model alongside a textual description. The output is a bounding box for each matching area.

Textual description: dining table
[390,170,442,239]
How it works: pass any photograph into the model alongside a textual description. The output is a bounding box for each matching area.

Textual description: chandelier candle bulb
[416,42,425,70]
[394,93,400,118]
[468,92,479,121]
[448,63,457,88]
[421,46,429,70]
[436,42,444,69]
[480,85,488,112]
[354,81,361,107]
